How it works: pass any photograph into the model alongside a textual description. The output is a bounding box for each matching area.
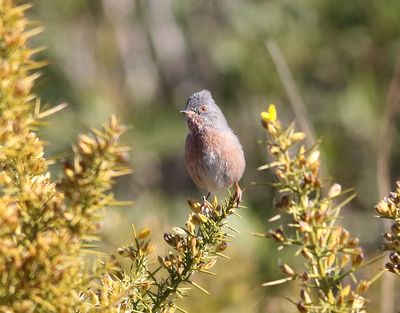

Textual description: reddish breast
[185,128,245,192]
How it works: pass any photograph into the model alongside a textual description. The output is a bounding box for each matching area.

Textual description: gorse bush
[0,2,87,310]
[257,105,396,312]
[83,196,242,312]
[0,2,129,311]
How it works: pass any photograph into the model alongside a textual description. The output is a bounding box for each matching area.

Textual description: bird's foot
[233,182,242,206]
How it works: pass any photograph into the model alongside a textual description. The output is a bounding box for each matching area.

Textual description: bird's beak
[180,110,193,115]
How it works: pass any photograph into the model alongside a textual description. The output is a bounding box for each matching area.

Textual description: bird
[181,90,245,203]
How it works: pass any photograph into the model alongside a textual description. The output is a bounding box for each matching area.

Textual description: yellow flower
[138,228,151,239]
[260,104,277,123]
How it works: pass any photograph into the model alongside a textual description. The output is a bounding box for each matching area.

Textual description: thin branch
[265,39,329,180]
[265,39,316,146]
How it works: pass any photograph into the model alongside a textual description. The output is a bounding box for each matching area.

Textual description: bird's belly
[185,131,245,193]
[200,149,232,192]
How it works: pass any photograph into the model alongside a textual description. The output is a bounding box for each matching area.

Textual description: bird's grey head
[181,90,229,132]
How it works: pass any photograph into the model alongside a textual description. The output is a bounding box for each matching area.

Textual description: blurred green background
[29,0,400,312]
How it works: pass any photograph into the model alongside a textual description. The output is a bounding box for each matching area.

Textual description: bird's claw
[233,182,242,206]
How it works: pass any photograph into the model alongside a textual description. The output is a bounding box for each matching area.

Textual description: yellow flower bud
[260,104,277,123]
[138,228,151,239]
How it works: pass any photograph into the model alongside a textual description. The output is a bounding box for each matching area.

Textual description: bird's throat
[187,115,207,133]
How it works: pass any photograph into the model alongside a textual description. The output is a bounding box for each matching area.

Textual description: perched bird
[181,90,245,202]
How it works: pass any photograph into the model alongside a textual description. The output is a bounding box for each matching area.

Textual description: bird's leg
[202,192,212,206]
[201,192,211,204]
[233,182,242,206]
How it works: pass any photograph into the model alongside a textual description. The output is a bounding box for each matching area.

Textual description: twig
[265,39,316,146]
[265,39,329,180]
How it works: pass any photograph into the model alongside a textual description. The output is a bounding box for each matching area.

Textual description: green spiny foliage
[0,2,81,311]
[58,115,131,238]
[0,1,129,311]
[83,195,242,312]
[375,182,400,276]
[257,105,384,313]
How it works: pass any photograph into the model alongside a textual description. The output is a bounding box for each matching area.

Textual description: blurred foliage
[17,0,400,312]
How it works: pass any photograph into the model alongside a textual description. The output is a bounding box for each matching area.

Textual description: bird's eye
[199,105,208,113]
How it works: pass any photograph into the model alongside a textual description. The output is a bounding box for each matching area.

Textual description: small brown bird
[181,90,245,202]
